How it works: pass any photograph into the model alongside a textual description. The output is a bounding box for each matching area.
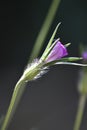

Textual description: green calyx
[22,61,43,82]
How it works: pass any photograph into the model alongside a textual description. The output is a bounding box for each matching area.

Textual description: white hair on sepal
[23,58,49,81]
[25,58,39,71]
[23,59,40,76]
[33,66,49,80]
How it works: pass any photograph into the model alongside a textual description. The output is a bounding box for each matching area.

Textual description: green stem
[1,78,26,130]
[29,0,61,62]
[73,94,87,130]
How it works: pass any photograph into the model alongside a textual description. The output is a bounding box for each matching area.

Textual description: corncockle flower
[23,39,87,82]
[1,24,87,130]
[45,40,68,62]
[23,27,87,82]
[23,40,68,81]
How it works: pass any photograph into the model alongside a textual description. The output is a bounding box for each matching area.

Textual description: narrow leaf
[44,57,83,67]
[55,62,87,67]
[40,23,61,61]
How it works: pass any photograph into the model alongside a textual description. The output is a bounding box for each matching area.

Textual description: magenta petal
[46,41,68,62]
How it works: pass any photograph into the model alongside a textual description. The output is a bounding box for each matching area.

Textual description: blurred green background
[0,0,87,130]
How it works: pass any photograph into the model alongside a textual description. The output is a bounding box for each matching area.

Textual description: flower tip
[57,22,61,27]
[55,22,61,31]
[65,43,71,47]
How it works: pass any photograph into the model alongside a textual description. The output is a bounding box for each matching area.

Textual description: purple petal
[46,41,68,62]
[82,51,87,60]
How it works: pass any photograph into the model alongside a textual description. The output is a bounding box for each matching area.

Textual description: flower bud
[45,41,68,62]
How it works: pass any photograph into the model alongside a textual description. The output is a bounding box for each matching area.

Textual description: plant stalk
[1,78,26,130]
[73,94,86,130]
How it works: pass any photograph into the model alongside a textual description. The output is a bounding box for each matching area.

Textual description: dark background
[0,0,87,130]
